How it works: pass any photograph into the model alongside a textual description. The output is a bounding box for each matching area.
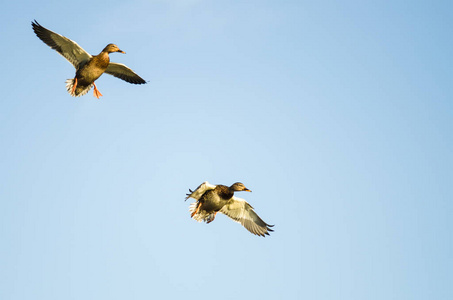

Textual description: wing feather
[32,20,91,69]
[219,196,274,237]
[105,62,147,84]
[185,181,216,201]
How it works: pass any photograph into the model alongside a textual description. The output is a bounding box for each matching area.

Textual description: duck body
[198,185,234,212]
[67,56,109,97]
[32,20,146,99]
[76,53,110,88]
[66,45,123,97]
[185,181,274,237]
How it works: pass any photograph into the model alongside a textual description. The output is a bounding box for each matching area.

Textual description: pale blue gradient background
[1,1,452,299]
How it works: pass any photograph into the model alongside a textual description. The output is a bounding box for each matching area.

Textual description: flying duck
[185,181,274,237]
[32,20,146,99]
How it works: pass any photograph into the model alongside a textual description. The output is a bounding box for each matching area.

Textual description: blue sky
[1,0,452,299]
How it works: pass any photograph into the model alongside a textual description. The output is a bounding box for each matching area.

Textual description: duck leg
[191,202,201,218]
[207,212,217,224]
[71,78,78,95]
[93,83,103,99]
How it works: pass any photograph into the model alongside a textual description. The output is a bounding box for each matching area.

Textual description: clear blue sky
[1,1,452,299]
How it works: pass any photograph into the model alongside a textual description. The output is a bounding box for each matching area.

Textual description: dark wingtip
[31,19,41,28]
[184,189,193,201]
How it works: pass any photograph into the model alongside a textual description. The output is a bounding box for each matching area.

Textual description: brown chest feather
[91,53,110,69]
[76,53,110,83]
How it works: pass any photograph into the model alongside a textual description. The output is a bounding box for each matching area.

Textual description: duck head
[230,182,252,192]
[103,43,125,54]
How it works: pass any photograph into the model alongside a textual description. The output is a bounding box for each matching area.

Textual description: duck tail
[189,202,202,221]
[65,79,92,97]
[189,202,215,223]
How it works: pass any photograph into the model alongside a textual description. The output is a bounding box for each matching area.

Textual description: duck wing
[185,181,216,201]
[220,196,274,237]
[105,62,147,84]
[32,20,91,69]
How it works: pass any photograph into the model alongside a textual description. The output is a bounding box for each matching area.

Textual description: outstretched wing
[32,20,91,69]
[185,181,216,201]
[220,196,274,237]
[105,62,147,84]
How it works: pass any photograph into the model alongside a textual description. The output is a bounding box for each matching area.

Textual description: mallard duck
[32,20,146,99]
[185,181,274,237]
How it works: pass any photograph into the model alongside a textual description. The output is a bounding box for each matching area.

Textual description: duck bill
[118,50,126,54]
[244,188,252,192]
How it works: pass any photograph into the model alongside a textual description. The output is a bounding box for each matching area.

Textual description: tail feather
[65,79,92,97]
[189,202,216,223]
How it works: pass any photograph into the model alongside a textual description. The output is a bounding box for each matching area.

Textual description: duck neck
[217,185,234,200]
[95,51,111,68]
[99,51,111,60]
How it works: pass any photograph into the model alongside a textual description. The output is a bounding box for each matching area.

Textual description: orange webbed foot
[93,83,103,99]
